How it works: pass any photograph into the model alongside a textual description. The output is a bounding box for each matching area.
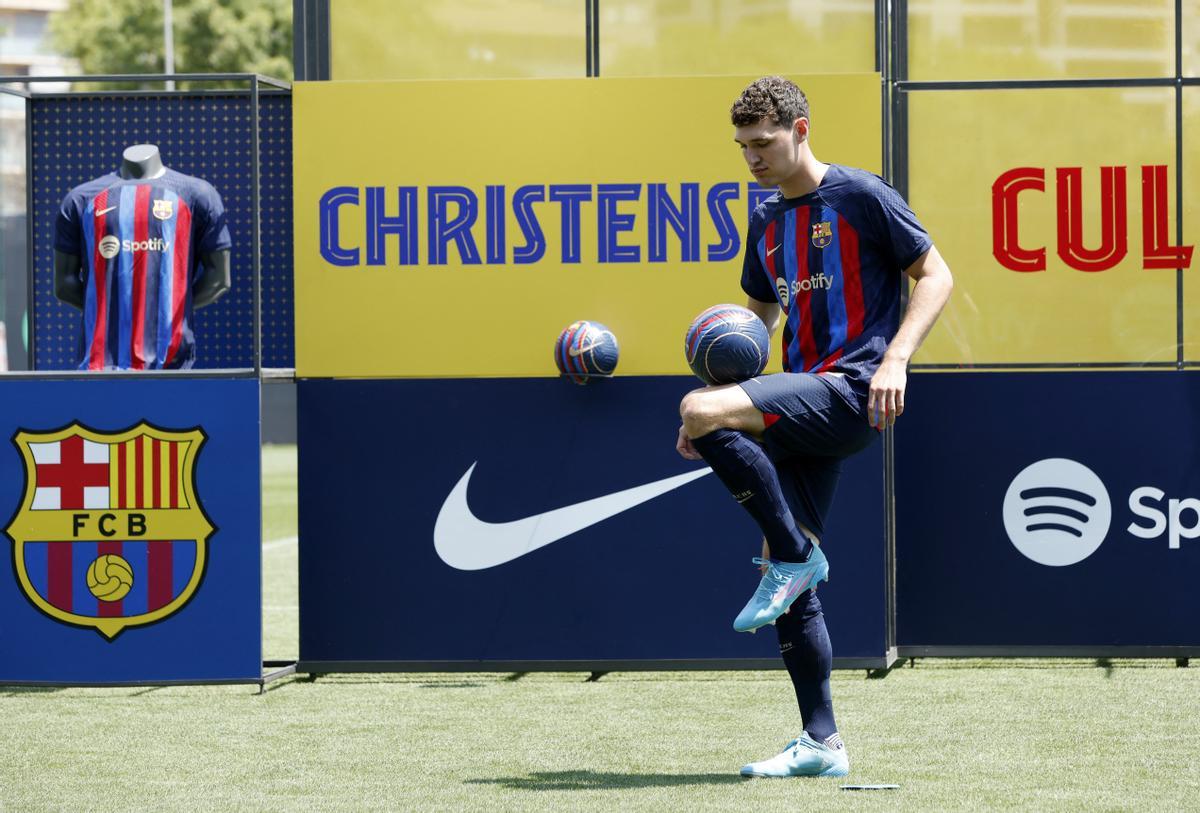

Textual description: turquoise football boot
[733,545,829,633]
[739,732,850,778]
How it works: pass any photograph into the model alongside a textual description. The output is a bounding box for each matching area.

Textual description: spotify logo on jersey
[1002,458,1112,566]
[98,235,120,259]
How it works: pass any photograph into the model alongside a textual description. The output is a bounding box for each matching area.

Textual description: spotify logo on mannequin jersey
[1002,458,1112,566]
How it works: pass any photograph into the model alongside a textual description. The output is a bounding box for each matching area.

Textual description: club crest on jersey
[775,276,790,307]
[152,199,174,221]
[811,221,833,249]
[3,423,214,640]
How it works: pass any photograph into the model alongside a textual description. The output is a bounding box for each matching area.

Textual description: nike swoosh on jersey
[96,205,119,216]
[434,463,712,570]
[766,244,781,256]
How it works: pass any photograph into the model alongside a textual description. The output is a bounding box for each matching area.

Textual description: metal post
[293,0,331,81]
[585,0,593,77]
[24,93,34,370]
[251,76,262,375]
[591,0,600,77]
[1176,0,1183,370]
[163,0,175,91]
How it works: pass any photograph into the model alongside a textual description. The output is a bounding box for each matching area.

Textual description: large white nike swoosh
[434,463,712,570]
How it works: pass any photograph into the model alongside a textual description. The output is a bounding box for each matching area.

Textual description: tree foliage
[50,0,292,87]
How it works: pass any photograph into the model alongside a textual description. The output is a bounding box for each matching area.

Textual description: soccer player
[676,76,953,778]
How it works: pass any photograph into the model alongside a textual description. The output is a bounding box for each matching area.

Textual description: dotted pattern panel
[258,94,294,369]
[30,93,294,370]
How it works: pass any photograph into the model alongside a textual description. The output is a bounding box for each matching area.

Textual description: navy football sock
[775,588,837,743]
[690,428,813,562]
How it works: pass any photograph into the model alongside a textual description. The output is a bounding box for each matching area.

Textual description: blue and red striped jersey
[741,165,931,410]
[55,169,231,370]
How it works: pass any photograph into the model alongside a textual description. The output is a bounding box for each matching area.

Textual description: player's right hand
[676,424,702,460]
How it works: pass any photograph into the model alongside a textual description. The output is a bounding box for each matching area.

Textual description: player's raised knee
[680,389,726,438]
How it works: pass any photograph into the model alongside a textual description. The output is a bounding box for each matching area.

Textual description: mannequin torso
[52,144,233,368]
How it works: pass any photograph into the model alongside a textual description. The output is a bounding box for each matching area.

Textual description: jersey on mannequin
[53,144,232,370]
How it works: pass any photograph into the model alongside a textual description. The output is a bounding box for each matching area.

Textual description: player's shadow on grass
[467,771,742,791]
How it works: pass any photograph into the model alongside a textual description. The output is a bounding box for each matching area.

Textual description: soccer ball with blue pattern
[555,321,619,385]
[685,304,770,385]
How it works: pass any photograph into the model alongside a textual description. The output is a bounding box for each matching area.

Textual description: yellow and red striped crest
[3,423,213,639]
[811,221,833,249]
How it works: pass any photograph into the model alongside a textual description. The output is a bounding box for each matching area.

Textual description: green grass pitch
[2,445,1198,810]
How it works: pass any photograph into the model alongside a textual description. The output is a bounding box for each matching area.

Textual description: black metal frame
[0,73,295,689]
[586,0,600,77]
[0,83,37,374]
[0,661,297,694]
[293,0,330,81]
[298,656,894,675]
[890,2,1199,660]
[899,646,1200,660]
[0,72,289,377]
[299,3,1196,370]
[1177,0,1185,366]
[291,3,1200,668]
[894,79,1191,374]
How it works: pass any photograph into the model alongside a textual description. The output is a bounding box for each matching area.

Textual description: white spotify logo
[1002,458,1112,566]
[98,235,120,259]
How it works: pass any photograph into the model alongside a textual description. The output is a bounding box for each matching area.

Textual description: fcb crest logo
[3,423,213,640]
[152,199,173,221]
[811,221,833,249]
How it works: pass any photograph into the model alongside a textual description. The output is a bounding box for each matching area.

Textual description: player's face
[734,118,804,188]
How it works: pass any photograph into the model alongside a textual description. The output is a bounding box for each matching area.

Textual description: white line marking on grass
[264,535,297,551]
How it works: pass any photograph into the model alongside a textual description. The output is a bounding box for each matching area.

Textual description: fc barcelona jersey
[55,168,231,370]
[741,164,932,410]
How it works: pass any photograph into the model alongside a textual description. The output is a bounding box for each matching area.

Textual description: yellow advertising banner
[293,74,881,378]
[909,87,1192,366]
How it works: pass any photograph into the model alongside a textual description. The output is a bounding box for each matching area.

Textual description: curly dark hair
[730,76,809,128]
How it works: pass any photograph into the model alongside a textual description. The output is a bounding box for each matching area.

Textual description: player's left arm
[867,245,953,429]
[744,296,781,336]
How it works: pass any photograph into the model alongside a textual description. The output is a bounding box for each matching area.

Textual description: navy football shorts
[737,372,877,540]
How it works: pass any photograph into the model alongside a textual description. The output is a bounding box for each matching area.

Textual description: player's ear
[794,117,809,141]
